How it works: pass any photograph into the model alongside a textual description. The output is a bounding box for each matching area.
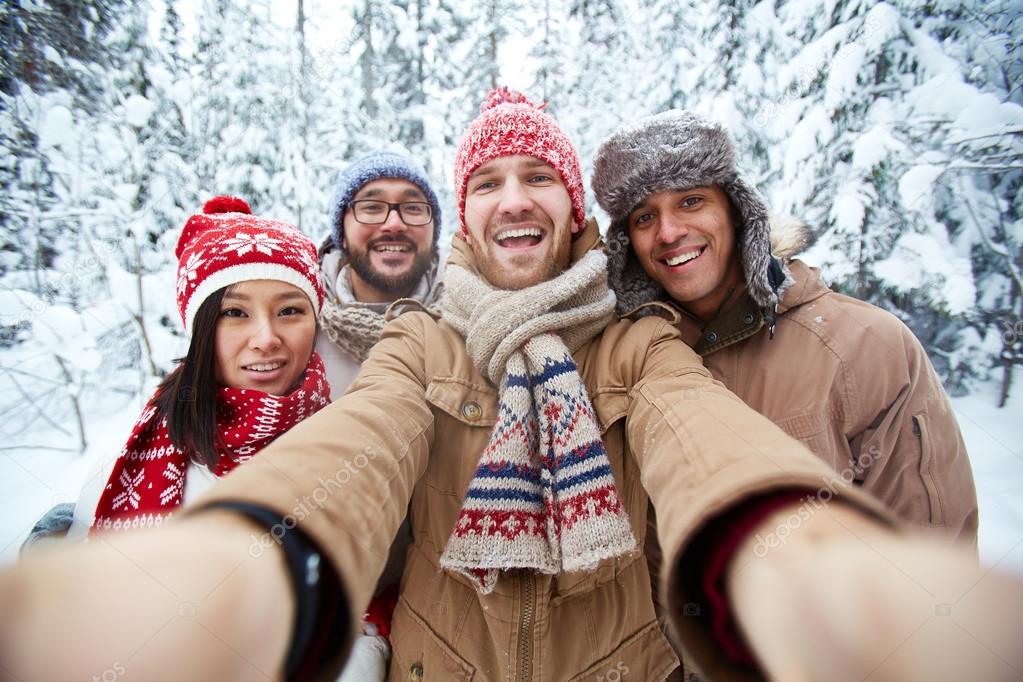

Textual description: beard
[474,211,573,291]
[346,235,434,298]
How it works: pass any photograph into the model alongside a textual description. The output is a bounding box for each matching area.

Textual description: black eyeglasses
[349,200,433,226]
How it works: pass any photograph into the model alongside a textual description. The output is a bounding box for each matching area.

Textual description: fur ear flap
[725,177,791,309]
[605,219,665,315]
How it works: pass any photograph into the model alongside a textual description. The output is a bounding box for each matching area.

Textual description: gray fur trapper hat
[592,109,788,314]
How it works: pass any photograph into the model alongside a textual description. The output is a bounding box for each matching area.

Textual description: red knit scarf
[91,353,330,533]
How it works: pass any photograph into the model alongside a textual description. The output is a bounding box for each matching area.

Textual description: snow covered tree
[767,0,1021,391]
[556,0,646,190]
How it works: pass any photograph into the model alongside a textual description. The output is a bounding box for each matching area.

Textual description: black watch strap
[201,501,348,681]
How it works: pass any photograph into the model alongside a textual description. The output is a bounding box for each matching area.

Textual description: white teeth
[496,227,543,241]
[665,250,700,266]
[375,244,410,253]
[245,362,282,372]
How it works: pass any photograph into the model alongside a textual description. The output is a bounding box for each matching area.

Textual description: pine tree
[766,0,1023,390]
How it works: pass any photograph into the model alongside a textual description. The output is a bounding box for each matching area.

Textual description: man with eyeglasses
[317,150,445,398]
[314,150,446,680]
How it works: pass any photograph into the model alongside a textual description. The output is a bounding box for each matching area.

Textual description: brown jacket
[673,257,977,545]
[196,224,890,681]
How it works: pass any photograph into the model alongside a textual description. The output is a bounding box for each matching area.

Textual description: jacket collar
[677,259,829,356]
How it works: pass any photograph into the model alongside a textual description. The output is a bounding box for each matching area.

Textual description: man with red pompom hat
[4,89,1023,682]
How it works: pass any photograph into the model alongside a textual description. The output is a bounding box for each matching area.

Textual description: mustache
[490,211,551,230]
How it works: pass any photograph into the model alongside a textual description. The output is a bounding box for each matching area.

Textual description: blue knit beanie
[329,150,442,253]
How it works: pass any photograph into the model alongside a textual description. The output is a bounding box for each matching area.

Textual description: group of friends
[2,88,1017,682]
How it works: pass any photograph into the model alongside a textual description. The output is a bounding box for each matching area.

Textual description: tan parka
[672,227,977,546]
[195,222,891,681]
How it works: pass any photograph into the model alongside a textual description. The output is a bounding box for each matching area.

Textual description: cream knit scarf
[440,250,636,593]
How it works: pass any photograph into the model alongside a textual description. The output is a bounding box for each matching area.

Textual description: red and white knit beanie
[175,196,324,333]
[453,87,585,236]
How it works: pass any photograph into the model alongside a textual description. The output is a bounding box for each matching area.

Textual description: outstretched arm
[622,318,1020,679]
[1,511,294,681]
[0,312,438,681]
[726,501,1023,680]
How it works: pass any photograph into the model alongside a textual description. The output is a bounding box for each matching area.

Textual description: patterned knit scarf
[319,262,444,362]
[91,353,330,533]
[440,250,636,593]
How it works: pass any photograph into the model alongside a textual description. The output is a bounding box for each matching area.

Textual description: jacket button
[409,663,424,680]
[461,401,482,421]
[742,313,755,325]
[705,331,718,344]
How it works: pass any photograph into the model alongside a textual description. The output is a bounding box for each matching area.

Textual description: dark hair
[153,287,227,471]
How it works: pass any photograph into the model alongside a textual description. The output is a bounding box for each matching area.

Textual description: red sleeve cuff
[697,491,809,666]
[364,583,400,638]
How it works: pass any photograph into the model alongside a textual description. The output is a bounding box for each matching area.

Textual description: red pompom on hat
[454,87,584,236]
[174,195,324,333]
[202,195,252,215]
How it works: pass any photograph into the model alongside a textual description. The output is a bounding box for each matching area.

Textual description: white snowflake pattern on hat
[222,232,283,257]
[295,245,317,273]
[176,251,206,295]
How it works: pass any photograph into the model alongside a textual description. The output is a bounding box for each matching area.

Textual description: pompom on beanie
[175,196,323,333]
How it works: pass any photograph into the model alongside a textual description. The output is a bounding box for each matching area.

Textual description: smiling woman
[214,280,317,397]
[52,197,331,537]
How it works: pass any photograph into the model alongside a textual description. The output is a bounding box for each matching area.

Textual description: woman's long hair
[153,288,226,471]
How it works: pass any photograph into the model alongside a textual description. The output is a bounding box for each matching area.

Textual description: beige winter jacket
[195,223,890,681]
[672,237,977,545]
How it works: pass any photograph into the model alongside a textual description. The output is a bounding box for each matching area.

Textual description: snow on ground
[951,380,1023,575]
[0,396,140,564]
[1,376,1021,575]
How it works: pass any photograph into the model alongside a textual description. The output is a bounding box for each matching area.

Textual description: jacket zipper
[519,572,534,681]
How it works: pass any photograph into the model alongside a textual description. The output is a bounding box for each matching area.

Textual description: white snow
[123,94,154,127]
[37,104,75,148]
[874,231,976,315]
[852,125,901,172]
[42,45,63,66]
[899,164,945,214]
[825,42,865,111]
[860,2,902,53]
[830,182,868,235]
[952,379,1023,575]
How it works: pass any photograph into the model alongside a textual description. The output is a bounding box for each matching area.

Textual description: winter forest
[1,0,1022,565]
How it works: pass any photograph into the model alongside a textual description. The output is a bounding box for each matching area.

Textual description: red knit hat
[174,196,324,333]
[453,87,585,235]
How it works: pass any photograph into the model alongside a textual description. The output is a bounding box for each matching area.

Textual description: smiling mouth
[243,361,284,372]
[372,243,413,254]
[661,247,705,267]
[495,226,544,249]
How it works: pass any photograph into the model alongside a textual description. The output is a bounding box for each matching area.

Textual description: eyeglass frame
[348,199,434,226]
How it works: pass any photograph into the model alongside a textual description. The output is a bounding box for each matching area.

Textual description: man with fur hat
[317,149,445,397]
[5,93,1019,682]
[593,110,977,546]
